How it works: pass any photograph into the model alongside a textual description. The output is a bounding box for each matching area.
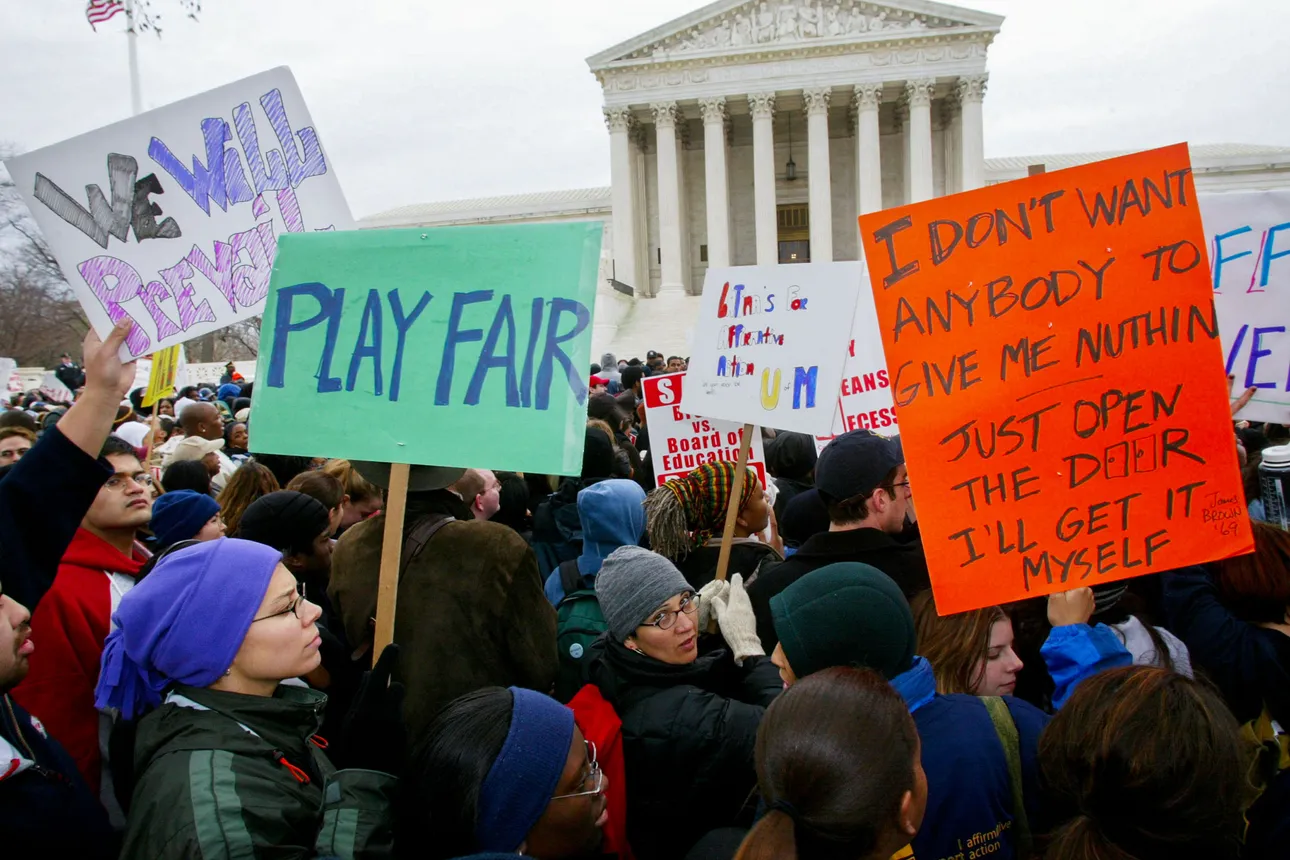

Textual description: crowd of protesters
[2,327,1289,860]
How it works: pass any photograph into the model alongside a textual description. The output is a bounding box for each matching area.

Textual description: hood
[577,480,646,578]
[765,432,817,482]
[62,528,146,576]
[133,683,326,769]
[537,479,596,543]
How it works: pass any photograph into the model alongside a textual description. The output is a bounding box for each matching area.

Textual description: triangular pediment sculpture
[587,0,1002,69]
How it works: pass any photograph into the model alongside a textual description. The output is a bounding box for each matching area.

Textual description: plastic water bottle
[1261,443,1290,530]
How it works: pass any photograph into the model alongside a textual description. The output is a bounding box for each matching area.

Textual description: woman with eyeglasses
[398,686,607,859]
[95,539,399,858]
[582,546,782,860]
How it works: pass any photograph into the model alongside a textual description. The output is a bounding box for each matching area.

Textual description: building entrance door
[777,203,810,263]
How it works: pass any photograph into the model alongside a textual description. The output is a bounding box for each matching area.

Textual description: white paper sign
[0,359,17,394]
[1200,190,1290,424]
[687,263,862,435]
[3,67,354,360]
[641,371,768,488]
[38,371,74,404]
[814,270,898,451]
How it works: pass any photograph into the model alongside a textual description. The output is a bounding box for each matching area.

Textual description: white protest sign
[38,372,74,404]
[641,371,768,487]
[1200,190,1290,424]
[3,66,354,360]
[687,263,862,435]
[813,278,898,452]
[0,359,17,394]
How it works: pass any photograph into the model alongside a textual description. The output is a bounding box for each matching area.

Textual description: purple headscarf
[95,538,282,719]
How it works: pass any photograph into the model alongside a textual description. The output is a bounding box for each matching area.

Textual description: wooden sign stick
[373,462,411,663]
[714,423,756,583]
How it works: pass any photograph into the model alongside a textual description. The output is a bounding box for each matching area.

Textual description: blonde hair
[322,458,382,505]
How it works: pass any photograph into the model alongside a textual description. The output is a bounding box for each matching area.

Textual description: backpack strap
[400,514,453,583]
[559,558,584,596]
[983,696,1032,856]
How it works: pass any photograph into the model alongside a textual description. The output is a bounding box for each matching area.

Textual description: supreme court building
[362,0,1290,356]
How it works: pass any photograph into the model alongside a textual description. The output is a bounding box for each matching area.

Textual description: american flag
[86,0,125,30]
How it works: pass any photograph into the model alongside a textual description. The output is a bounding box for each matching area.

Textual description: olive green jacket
[121,684,396,859]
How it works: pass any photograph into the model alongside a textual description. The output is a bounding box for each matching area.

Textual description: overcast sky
[2,0,1287,219]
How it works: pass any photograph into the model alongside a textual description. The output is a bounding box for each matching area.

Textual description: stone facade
[359,0,1290,359]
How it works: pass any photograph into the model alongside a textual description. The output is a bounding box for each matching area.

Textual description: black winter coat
[747,523,931,651]
[584,635,781,860]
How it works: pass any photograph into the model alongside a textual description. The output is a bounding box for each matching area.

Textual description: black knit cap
[582,427,616,479]
[236,490,330,553]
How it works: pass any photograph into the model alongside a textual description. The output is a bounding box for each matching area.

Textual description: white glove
[697,579,730,633]
[713,574,764,666]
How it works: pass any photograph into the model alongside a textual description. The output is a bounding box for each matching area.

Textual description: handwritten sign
[250,222,603,474]
[641,371,768,488]
[686,263,862,435]
[142,346,180,407]
[0,359,17,395]
[38,372,74,404]
[1201,189,1290,424]
[859,144,1253,614]
[3,67,353,360]
[814,283,897,452]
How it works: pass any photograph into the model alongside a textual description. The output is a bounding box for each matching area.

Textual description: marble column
[651,101,684,292]
[803,87,833,263]
[958,74,988,191]
[941,98,960,196]
[906,78,936,203]
[604,107,640,290]
[854,83,883,220]
[749,92,778,266]
[630,123,650,294]
[699,96,731,269]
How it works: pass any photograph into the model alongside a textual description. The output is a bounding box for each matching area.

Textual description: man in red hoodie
[13,433,152,815]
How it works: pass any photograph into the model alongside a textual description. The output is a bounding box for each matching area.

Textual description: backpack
[555,560,607,703]
[567,684,634,860]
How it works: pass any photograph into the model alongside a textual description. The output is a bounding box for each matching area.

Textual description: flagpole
[124,0,143,115]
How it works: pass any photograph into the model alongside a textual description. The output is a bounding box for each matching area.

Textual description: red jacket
[12,529,145,793]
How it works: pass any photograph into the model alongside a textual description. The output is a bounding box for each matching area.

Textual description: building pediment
[587,0,1002,71]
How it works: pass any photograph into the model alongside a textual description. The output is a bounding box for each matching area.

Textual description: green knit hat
[770,563,916,681]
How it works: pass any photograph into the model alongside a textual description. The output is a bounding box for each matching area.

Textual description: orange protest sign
[858,143,1253,614]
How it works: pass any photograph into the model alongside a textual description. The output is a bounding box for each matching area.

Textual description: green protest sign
[250,222,603,474]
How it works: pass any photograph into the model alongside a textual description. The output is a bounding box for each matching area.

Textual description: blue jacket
[1163,565,1290,726]
[0,426,115,855]
[0,425,111,611]
[544,479,645,605]
[893,626,1130,860]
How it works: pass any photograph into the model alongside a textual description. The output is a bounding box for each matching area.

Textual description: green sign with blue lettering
[249,221,603,474]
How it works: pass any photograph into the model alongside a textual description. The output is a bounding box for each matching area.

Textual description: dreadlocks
[643,461,757,560]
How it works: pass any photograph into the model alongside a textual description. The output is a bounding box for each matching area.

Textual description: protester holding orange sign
[859,143,1253,614]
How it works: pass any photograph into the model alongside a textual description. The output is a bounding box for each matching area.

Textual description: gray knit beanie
[595,545,693,640]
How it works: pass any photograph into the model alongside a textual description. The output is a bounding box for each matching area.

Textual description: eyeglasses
[552,741,604,800]
[252,581,307,623]
[644,592,699,630]
[881,480,911,494]
[104,472,155,491]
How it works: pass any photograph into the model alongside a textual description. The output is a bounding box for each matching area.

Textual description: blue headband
[474,687,576,853]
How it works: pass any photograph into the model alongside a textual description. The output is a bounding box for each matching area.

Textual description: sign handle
[714,423,756,583]
[373,462,411,663]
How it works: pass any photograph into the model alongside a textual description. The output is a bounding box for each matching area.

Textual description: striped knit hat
[643,461,758,560]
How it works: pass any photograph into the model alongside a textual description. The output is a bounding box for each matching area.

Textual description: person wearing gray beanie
[596,545,694,644]
[580,545,783,858]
